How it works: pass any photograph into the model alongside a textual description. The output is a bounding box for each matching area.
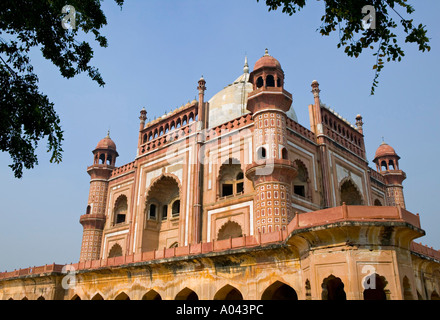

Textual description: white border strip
[102,229,129,259]
[206,200,254,241]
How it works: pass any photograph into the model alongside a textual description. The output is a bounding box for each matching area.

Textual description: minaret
[79,132,118,261]
[309,80,332,208]
[137,107,147,155]
[197,76,207,129]
[245,49,297,234]
[373,141,406,208]
[356,114,364,135]
[193,76,207,244]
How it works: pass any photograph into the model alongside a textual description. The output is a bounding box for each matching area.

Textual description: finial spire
[264,48,269,56]
[243,55,249,74]
[106,130,110,138]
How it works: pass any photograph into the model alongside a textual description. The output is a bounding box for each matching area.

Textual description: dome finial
[243,55,249,74]
[106,129,110,138]
[264,48,269,56]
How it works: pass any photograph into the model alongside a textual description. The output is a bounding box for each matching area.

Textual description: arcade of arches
[62,275,395,300]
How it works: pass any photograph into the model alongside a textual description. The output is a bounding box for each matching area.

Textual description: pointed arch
[266,74,275,87]
[146,173,182,200]
[261,281,298,300]
[36,296,45,300]
[292,159,310,199]
[70,294,81,300]
[114,292,130,300]
[91,293,104,300]
[175,287,199,300]
[142,290,162,300]
[321,275,346,300]
[108,243,123,258]
[113,194,128,225]
[374,199,383,206]
[169,242,178,248]
[363,273,388,300]
[217,221,243,240]
[214,284,243,300]
[144,173,182,251]
[339,178,363,205]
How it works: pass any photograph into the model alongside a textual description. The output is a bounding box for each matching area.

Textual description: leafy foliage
[258,0,430,94]
[0,0,124,178]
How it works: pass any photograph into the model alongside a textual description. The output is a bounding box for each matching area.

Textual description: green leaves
[258,0,430,95]
[0,0,124,178]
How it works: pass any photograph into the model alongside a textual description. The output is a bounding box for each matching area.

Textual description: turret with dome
[207,50,297,128]
[92,131,118,166]
[373,140,406,208]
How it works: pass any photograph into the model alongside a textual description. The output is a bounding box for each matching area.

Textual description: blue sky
[0,0,439,272]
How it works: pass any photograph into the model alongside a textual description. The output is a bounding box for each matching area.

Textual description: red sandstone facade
[1,50,439,300]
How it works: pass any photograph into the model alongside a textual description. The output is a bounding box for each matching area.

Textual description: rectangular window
[237,182,244,194]
[162,205,168,220]
[116,214,126,224]
[294,185,305,197]
[149,204,157,220]
[222,184,233,197]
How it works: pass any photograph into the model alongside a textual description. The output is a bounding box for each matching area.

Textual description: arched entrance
[340,179,363,205]
[217,221,243,240]
[214,285,243,300]
[91,293,104,300]
[114,292,130,300]
[142,290,162,300]
[108,243,123,258]
[321,275,346,300]
[143,175,181,251]
[363,273,388,300]
[175,287,199,300]
[261,281,298,300]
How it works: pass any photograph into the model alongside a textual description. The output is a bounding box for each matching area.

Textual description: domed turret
[373,141,400,172]
[373,141,406,208]
[249,48,286,93]
[247,49,292,114]
[253,49,282,71]
[96,132,117,151]
[92,131,119,166]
